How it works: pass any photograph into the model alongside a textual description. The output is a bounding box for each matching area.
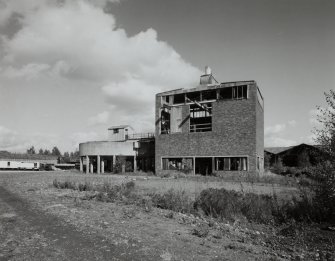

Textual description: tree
[43,149,51,155]
[27,146,36,154]
[311,90,335,222]
[38,148,44,155]
[63,152,70,158]
[51,146,61,156]
[314,89,335,160]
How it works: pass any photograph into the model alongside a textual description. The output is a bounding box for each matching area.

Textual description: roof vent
[205,66,211,75]
[200,66,217,85]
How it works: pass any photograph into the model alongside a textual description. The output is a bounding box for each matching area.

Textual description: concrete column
[113,155,116,172]
[90,163,93,173]
[97,155,100,174]
[133,155,137,172]
[79,157,83,172]
[86,156,89,174]
[101,160,105,174]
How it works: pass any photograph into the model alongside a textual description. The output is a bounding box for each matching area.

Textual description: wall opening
[161,108,170,134]
[190,103,212,132]
[195,157,212,175]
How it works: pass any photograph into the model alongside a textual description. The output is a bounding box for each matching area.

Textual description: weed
[151,189,194,214]
[194,188,275,224]
[78,181,93,191]
[53,179,76,190]
[192,223,209,238]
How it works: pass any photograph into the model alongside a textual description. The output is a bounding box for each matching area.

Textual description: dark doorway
[195,157,212,175]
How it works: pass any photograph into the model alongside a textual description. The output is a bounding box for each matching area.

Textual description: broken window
[232,85,248,99]
[219,87,233,99]
[162,157,193,173]
[219,85,248,100]
[173,93,185,104]
[215,157,248,171]
[190,103,212,132]
[160,108,170,134]
[165,95,170,103]
[202,89,217,101]
[186,91,201,102]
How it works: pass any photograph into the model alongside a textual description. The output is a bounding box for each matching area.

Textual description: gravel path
[0,186,154,261]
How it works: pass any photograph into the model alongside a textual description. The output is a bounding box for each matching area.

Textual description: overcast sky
[0,0,334,153]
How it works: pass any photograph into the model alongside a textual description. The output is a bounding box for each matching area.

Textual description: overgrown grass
[52,177,332,225]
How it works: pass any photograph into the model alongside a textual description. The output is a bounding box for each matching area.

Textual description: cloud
[265,124,286,136]
[88,111,110,126]
[0,125,61,152]
[265,137,297,147]
[265,120,298,147]
[0,0,201,137]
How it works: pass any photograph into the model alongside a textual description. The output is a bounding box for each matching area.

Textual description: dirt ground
[0,171,334,261]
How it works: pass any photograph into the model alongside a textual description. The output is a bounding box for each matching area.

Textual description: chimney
[205,66,212,75]
[200,65,214,85]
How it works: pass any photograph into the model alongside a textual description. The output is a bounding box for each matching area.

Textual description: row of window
[164,85,248,105]
[162,157,249,172]
[215,157,248,171]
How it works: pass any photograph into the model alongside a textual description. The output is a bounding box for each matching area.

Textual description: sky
[0,0,334,153]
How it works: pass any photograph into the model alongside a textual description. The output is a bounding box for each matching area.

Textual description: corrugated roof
[108,125,133,130]
[265,147,292,154]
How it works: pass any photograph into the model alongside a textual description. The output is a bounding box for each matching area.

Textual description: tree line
[26,146,79,158]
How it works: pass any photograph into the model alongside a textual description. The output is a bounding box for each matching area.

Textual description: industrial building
[79,125,154,174]
[155,67,264,175]
[79,67,264,176]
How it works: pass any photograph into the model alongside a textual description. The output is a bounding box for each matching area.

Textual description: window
[219,85,248,100]
[220,87,233,99]
[113,129,119,134]
[202,90,217,101]
[165,96,170,103]
[173,93,185,104]
[190,103,212,132]
[161,108,170,134]
[215,157,248,171]
[186,91,201,102]
[232,85,248,99]
[162,157,193,173]
[7,162,10,167]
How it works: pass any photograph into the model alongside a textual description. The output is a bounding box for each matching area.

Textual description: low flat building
[79,125,154,174]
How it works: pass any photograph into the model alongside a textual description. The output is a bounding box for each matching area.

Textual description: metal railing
[190,123,212,132]
[127,133,155,140]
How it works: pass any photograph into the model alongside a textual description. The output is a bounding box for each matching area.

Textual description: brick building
[155,68,264,175]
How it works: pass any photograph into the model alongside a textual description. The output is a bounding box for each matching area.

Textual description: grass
[51,172,320,225]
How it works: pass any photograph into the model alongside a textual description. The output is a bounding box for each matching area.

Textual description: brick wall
[155,83,264,175]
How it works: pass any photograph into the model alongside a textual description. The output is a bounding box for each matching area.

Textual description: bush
[53,179,77,190]
[78,181,93,191]
[194,188,276,224]
[150,189,194,214]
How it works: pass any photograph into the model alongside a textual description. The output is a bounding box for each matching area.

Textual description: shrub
[194,188,276,224]
[53,179,76,190]
[78,181,93,191]
[150,189,194,214]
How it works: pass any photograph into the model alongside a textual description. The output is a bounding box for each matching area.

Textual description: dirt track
[0,186,154,261]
